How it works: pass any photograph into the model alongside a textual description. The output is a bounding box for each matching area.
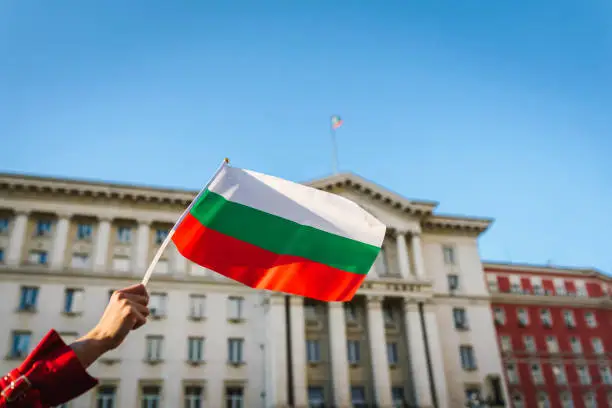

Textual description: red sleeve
[0,330,98,407]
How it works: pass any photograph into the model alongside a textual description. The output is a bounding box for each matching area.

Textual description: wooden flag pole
[141,157,230,286]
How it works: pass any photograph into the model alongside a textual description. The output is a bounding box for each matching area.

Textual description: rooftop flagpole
[141,157,230,286]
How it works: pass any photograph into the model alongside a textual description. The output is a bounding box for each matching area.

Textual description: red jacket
[0,330,98,407]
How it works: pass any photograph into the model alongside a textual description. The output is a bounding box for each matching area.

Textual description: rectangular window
[0,218,8,234]
[28,250,48,265]
[0,248,4,263]
[517,308,529,326]
[584,311,597,328]
[347,340,361,364]
[592,337,604,354]
[506,364,519,384]
[500,336,512,352]
[19,286,38,310]
[155,229,169,245]
[453,308,468,329]
[307,386,324,408]
[560,392,573,408]
[306,340,320,363]
[552,364,567,384]
[493,307,505,325]
[228,338,244,363]
[184,386,203,408]
[391,387,405,408]
[537,392,550,408]
[145,336,163,362]
[141,385,161,408]
[387,342,399,364]
[583,392,597,408]
[459,345,477,370]
[70,253,90,269]
[117,227,132,243]
[600,366,612,385]
[442,245,456,264]
[531,363,544,384]
[64,288,84,314]
[226,386,244,408]
[523,336,536,352]
[35,220,52,236]
[577,365,591,384]
[96,385,116,408]
[448,274,459,291]
[570,336,582,353]
[555,281,567,295]
[350,386,366,408]
[546,336,559,353]
[563,310,576,327]
[540,308,553,326]
[227,297,244,320]
[76,223,93,240]
[10,331,31,358]
[188,337,204,363]
[189,295,206,319]
[149,293,167,318]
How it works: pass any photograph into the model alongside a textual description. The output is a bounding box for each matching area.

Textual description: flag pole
[141,157,230,286]
[330,117,339,174]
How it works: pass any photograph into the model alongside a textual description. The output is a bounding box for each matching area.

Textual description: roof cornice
[483,261,610,281]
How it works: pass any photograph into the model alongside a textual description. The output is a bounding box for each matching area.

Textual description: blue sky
[1,1,610,273]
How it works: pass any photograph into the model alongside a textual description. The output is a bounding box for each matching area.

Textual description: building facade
[0,171,508,408]
[484,262,612,408]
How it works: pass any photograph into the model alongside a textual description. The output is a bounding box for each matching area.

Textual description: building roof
[483,260,611,281]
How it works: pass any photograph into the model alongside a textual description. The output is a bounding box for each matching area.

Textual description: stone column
[423,303,449,408]
[135,221,151,271]
[328,302,350,407]
[366,296,392,407]
[396,231,412,278]
[266,295,288,407]
[50,212,71,270]
[289,296,307,407]
[7,210,28,266]
[93,217,112,272]
[411,233,427,278]
[403,299,433,407]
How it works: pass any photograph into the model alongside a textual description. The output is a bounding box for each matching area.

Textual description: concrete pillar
[289,296,307,407]
[403,299,433,407]
[328,302,350,407]
[135,221,151,271]
[366,296,392,406]
[423,303,449,408]
[396,231,412,278]
[411,233,427,279]
[7,210,28,266]
[93,217,111,272]
[266,295,288,407]
[50,212,71,270]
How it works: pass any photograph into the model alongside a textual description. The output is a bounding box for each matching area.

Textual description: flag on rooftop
[331,115,343,130]
[171,162,386,301]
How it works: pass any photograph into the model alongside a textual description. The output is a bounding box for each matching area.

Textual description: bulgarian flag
[331,115,343,130]
[171,161,386,301]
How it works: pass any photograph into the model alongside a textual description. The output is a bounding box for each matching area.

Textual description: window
[188,337,204,363]
[532,284,544,295]
[584,311,597,328]
[552,364,567,384]
[35,220,52,236]
[117,227,132,243]
[537,392,550,408]
[184,386,203,408]
[19,286,38,310]
[487,276,498,293]
[10,331,31,358]
[306,340,320,363]
[453,308,468,329]
[350,386,366,408]
[577,365,591,384]
[531,363,544,384]
[511,282,521,293]
[506,364,519,384]
[76,223,93,240]
[442,245,455,264]
[145,336,163,362]
[555,281,567,295]
[149,293,167,318]
[64,288,84,314]
[0,218,8,234]
[583,392,597,408]
[228,297,244,320]
[523,336,536,352]
[347,340,360,364]
[511,393,524,408]
[307,386,324,408]
[228,338,244,363]
[189,295,206,319]
[540,308,552,326]
[141,385,161,408]
[0,248,4,263]
[447,274,459,291]
[546,336,559,353]
[600,366,612,385]
[112,256,130,272]
[493,307,506,325]
[592,338,604,354]
[570,336,582,353]
[344,303,357,322]
[459,345,477,370]
[155,229,169,245]
[563,310,576,327]
[226,386,243,408]
[96,385,116,408]
[560,392,573,408]
[500,336,512,352]
[383,305,394,325]
[304,303,317,321]
[517,308,529,326]
[391,387,405,408]
[28,250,48,265]
[70,253,89,269]
[387,342,399,364]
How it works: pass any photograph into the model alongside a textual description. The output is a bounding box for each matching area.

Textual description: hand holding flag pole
[141,158,230,286]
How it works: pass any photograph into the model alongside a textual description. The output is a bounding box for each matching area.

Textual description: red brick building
[483,262,612,408]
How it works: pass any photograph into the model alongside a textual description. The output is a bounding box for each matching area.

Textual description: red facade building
[484,262,612,408]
